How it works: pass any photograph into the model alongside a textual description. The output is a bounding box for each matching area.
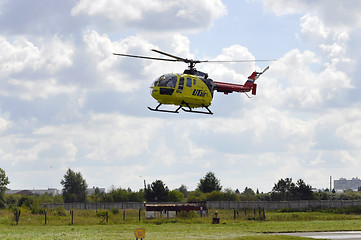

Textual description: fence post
[44,210,47,225]
[14,208,21,225]
[70,210,74,225]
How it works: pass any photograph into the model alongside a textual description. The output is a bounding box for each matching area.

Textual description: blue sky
[1,0,361,193]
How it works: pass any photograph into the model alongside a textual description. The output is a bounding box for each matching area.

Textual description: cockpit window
[155,74,178,88]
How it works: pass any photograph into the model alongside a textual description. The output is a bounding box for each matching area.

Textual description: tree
[271,178,314,201]
[176,184,188,197]
[167,190,184,202]
[294,179,314,200]
[197,172,222,193]
[271,178,295,200]
[240,187,256,201]
[60,168,88,203]
[222,188,239,201]
[186,190,207,202]
[0,168,10,208]
[145,180,169,202]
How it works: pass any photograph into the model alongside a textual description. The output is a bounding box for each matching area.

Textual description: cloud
[258,0,309,16]
[0,35,44,76]
[2,78,76,101]
[0,35,76,101]
[0,34,76,80]
[0,117,9,133]
[0,35,74,75]
[300,14,329,40]
[335,108,361,149]
[33,113,161,162]
[259,0,361,34]
[71,0,227,31]
[0,0,79,35]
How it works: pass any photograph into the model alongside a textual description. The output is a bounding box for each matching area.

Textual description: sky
[1,0,361,193]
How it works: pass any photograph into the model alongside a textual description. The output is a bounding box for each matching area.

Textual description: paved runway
[279,231,361,240]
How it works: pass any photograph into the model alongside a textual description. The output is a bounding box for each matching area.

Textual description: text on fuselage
[192,89,207,97]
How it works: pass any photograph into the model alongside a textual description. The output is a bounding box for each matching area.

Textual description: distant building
[6,186,106,196]
[334,177,361,191]
[6,188,61,195]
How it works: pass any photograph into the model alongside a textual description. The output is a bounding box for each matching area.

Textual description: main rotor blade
[201,59,276,63]
[114,51,276,65]
[151,49,186,62]
[113,53,177,62]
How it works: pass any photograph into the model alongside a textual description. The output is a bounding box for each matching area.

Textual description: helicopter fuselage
[150,73,214,109]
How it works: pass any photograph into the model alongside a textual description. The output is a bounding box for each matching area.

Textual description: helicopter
[113,49,271,114]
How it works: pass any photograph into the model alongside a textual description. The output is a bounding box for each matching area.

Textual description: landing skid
[181,102,213,115]
[148,103,181,113]
[148,102,213,115]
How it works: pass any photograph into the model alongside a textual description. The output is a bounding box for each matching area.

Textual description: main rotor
[113,49,274,72]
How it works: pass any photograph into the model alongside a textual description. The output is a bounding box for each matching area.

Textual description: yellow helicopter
[113,49,270,114]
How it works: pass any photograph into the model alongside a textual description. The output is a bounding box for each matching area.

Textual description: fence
[206,200,361,210]
[41,202,143,210]
[41,200,361,211]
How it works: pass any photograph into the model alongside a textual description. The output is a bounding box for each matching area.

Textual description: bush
[111,207,119,215]
[177,210,199,219]
[52,207,66,216]
[0,200,5,209]
[96,209,108,218]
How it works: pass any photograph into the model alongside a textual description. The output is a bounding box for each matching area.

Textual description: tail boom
[214,66,268,95]
[213,81,254,94]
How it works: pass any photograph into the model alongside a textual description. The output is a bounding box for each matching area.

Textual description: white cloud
[71,0,165,21]
[0,35,74,77]
[259,0,309,16]
[71,0,226,31]
[83,30,159,91]
[263,48,352,109]
[0,35,76,100]
[300,14,329,40]
[41,36,75,73]
[34,113,160,162]
[154,143,177,167]
[0,35,43,76]
[0,117,9,133]
[335,109,361,149]
[0,138,49,166]
[1,78,76,101]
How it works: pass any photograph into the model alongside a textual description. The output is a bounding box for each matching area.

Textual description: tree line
[2,168,361,210]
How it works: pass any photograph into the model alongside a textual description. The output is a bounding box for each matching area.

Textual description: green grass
[0,223,315,240]
[1,208,361,239]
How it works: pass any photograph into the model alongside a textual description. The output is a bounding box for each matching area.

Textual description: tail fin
[244,66,269,95]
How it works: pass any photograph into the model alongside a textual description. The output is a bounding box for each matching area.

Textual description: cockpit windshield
[152,74,178,88]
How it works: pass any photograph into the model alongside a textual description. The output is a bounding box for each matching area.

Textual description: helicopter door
[182,77,194,102]
[177,77,184,93]
[184,77,192,94]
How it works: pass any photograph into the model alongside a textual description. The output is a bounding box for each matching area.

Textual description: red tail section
[214,66,269,95]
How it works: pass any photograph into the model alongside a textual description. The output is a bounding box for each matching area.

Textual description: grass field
[1,208,361,239]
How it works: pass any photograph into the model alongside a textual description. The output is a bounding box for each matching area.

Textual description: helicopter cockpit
[152,74,177,88]
[151,74,178,95]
